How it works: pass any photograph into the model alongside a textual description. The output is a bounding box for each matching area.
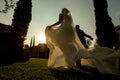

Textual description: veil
[45,8,85,68]
[45,8,120,74]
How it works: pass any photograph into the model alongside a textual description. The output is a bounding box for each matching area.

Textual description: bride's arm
[48,13,63,29]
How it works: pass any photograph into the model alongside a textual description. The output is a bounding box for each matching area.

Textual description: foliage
[93,38,110,47]
[0,58,120,80]
[11,0,32,56]
[0,58,54,80]
[12,0,32,40]
[0,23,12,32]
[0,0,15,13]
[30,35,35,48]
[0,0,32,63]
[93,0,116,48]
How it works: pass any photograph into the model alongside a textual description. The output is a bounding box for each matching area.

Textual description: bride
[45,8,120,74]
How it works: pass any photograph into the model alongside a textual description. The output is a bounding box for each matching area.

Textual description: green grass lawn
[0,58,120,80]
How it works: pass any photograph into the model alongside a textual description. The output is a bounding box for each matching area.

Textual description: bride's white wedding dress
[45,8,120,74]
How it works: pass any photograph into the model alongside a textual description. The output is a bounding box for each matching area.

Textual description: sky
[0,0,120,46]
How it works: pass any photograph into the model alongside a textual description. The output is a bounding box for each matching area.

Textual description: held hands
[90,37,93,40]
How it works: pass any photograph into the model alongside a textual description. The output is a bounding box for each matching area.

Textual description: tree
[30,35,35,48]
[30,35,35,55]
[12,0,32,57]
[0,0,15,14]
[93,0,116,48]
[0,0,32,63]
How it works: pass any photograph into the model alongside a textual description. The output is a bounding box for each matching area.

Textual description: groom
[76,25,93,48]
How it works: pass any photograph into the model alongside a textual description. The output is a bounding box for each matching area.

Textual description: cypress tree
[93,0,116,48]
[11,0,32,58]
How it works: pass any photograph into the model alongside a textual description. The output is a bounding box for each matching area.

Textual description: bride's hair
[61,8,69,14]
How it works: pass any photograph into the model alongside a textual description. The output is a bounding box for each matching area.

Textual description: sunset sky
[0,0,120,45]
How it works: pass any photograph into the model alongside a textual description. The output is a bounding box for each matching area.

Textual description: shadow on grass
[49,66,120,80]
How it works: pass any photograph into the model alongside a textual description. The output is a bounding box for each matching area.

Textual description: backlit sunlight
[37,34,46,44]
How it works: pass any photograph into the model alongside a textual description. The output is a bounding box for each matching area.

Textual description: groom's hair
[76,25,80,28]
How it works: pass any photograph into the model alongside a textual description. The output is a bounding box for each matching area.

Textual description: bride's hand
[46,26,52,30]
